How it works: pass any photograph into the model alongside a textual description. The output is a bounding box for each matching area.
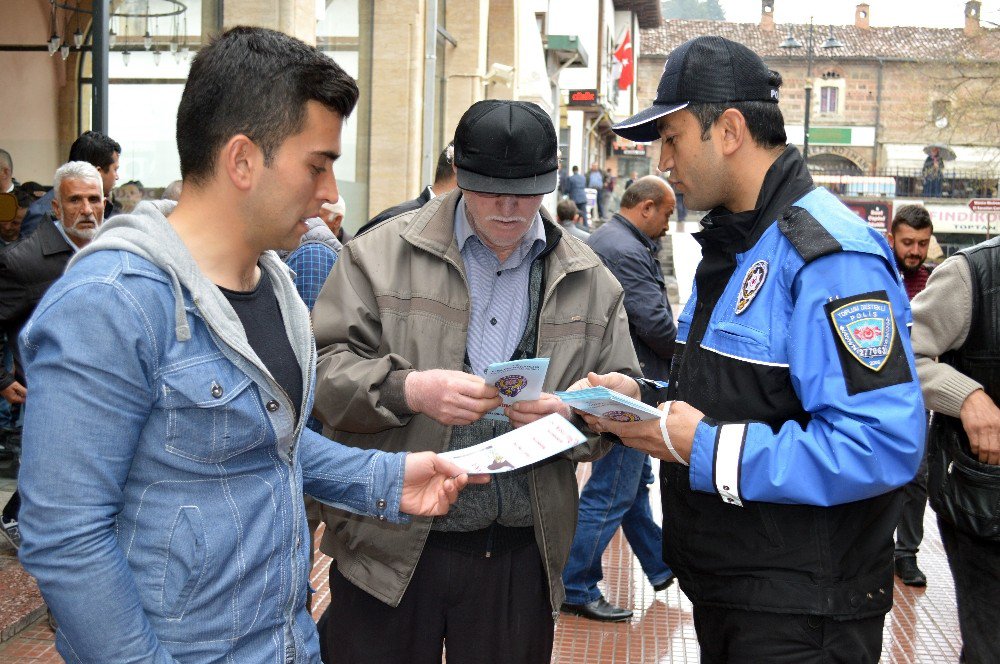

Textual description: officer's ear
[716,108,747,157]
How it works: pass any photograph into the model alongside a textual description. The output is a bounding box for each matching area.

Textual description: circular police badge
[735,260,768,315]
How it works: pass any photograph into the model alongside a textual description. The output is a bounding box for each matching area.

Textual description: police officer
[573,36,925,662]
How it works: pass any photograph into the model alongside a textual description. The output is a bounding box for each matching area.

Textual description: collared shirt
[455,196,545,376]
[52,221,81,253]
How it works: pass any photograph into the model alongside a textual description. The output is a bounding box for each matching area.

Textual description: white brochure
[440,413,586,474]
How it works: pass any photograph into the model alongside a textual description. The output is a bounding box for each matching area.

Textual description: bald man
[560,176,677,622]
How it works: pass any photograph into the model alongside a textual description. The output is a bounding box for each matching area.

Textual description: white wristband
[658,401,688,466]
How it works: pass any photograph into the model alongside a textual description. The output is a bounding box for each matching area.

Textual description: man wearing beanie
[576,36,924,662]
[312,99,640,663]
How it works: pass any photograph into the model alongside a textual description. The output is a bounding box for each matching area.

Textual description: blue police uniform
[642,148,925,624]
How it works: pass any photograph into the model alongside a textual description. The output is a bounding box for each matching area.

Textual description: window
[933,99,951,128]
[820,86,839,114]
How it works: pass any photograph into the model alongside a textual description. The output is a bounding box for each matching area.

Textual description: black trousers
[938,516,1000,663]
[692,604,885,664]
[320,535,554,664]
[895,445,928,559]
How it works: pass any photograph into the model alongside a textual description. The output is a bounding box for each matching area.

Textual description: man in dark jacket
[577,36,924,662]
[0,161,106,548]
[356,143,457,236]
[563,165,589,224]
[560,175,677,622]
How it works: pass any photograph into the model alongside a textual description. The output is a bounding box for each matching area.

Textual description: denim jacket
[17,201,409,663]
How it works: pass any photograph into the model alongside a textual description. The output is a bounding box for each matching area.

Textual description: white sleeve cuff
[714,423,747,507]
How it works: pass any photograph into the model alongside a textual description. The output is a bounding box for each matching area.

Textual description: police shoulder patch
[829,297,895,371]
[823,290,912,395]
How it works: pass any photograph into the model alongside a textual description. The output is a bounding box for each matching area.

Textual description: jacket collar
[38,218,76,257]
[400,189,602,275]
[696,145,815,255]
[609,213,659,252]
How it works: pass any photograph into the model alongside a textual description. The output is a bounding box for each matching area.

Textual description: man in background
[561,176,677,622]
[0,161,107,549]
[886,203,934,587]
[20,131,122,237]
[910,236,1000,663]
[555,198,589,241]
[357,142,457,236]
[564,165,588,224]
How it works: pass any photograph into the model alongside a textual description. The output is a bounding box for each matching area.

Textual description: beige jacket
[311,189,641,612]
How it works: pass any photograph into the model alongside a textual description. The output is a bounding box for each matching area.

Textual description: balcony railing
[810,167,999,200]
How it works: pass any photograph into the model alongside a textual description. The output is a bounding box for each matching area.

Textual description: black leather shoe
[652,575,675,592]
[894,557,927,587]
[560,596,633,622]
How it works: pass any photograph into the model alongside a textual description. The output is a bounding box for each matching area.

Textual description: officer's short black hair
[176,26,359,185]
[68,131,121,171]
[891,204,933,234]
[687,71,787,149]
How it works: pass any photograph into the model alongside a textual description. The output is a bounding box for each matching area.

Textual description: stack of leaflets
[482,358,550,421]
[440,413,586,474]
[554,386,663,422]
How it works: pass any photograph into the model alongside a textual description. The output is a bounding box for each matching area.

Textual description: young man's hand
[399,451,490,516]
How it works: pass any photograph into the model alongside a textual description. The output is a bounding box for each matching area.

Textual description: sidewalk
[0,467,962,663]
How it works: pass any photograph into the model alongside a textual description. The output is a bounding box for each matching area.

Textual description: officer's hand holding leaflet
[959,389,1000,465]
[566,371,704,464]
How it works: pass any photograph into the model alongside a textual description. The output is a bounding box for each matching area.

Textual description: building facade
[1,0,660,231]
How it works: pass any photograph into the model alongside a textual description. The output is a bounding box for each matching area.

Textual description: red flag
[614,29,633,90]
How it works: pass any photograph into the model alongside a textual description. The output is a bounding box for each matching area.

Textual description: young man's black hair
[891,204,933,234]
[68,131,122,171]
[176,26,360,185]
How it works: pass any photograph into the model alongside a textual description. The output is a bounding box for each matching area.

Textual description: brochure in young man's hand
[482,358,550,422]
[554,386,663,422]
[439,413,586,474]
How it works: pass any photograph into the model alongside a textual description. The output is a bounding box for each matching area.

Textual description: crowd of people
[0,26,996,664]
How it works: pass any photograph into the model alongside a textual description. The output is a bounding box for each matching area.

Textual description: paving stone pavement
[0,462,963,663]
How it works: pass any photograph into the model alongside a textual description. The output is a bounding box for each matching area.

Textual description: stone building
[635,1,1000,201]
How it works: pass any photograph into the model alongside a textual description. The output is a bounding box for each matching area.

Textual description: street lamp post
[779,18,843,162]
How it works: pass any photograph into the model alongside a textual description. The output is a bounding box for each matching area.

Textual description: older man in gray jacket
[312,100,640,664]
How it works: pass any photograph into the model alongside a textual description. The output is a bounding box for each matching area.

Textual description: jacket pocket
[162,506,206,619]
[163,357,268,463]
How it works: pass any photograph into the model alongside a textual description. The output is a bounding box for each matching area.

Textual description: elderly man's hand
[400,451,491,516]
[582,400,704,464]
[405,369,502,426]
[0,380,26,405]
[506,393,571,428]
[960,389,1000,465]
[566,371,641,400]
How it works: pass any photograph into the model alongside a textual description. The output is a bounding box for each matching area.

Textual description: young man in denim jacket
[16,27,480,664]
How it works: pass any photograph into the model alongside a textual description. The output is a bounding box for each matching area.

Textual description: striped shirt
[455,198,545,377]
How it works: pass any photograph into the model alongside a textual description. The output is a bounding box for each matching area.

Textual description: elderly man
[0,161,107,549]
[16,27,477,663]
[0,149,15,193]
[312,99,639,664]
[578,36,924,662]
[20,131,122,238]
[910,237,1000,663]
[560,176,677,622]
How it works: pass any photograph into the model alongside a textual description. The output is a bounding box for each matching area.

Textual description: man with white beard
[0,161,105,549]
